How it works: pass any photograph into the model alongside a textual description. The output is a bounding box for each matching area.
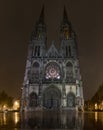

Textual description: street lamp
[13,100,20,110]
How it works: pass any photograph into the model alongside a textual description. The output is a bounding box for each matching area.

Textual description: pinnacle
[63,6,68,22]
[38,5,44,24]
[63,5,71,25]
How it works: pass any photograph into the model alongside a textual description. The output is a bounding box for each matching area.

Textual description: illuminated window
[45,62,61,79]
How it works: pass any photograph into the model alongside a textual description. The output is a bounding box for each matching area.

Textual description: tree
[0,90,13,109]
[91,83,103,103]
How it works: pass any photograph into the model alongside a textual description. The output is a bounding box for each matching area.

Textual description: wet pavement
[0,110,103,130]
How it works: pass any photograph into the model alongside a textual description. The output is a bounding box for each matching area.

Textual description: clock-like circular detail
[45,62,60,79]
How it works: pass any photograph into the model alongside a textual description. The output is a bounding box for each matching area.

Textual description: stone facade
[21,6,84,111]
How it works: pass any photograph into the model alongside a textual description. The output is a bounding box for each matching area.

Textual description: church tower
[21,6,84,111]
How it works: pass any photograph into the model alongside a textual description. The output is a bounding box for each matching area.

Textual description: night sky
[0,0,103,100]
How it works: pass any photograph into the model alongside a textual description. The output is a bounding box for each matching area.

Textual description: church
[21,6,84,111]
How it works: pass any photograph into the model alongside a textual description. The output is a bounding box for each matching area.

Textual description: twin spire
[31,5,73,40]
[37,5,70,26]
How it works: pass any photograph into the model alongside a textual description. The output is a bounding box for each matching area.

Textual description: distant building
[21,6,84,111]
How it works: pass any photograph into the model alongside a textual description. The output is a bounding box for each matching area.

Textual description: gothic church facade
[21,7,84,111]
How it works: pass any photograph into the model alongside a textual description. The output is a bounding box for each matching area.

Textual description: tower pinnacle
[31,5,46,41]
[63,6,69,23]
[38,5,44,24]
[60,6,72,40]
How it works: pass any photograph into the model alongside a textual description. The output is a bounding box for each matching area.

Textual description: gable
[46,42,59,58]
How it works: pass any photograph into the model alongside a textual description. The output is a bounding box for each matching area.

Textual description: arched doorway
[43,86,61,109]
[29,92,38,107]
[67,92,75,107]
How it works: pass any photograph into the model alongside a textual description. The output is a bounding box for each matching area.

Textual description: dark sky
[0,0,103,100]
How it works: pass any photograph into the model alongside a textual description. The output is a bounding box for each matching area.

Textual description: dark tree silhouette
[91,83,103,103]
[0,90,13,108]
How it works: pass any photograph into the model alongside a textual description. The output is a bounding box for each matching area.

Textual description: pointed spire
[60,6,73,40]
[63,5,71,25]
[38,5,44,24]
[31,5,46,41]
[63,6,68,22]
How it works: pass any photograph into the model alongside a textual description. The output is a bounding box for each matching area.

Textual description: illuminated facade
[21,6,84,111]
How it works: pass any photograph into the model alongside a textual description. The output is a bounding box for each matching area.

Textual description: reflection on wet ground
[21,110,83,129]
[0,111,103,130]
[0,112,20,129]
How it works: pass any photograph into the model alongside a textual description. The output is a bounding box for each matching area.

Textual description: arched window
[66,62,73,79]
[33,62,39,68]
[66,62,73,67]
[32,62,39,73]
[66,46,68,57]
[69,46,71,57]
[66,46,72,57]
[30,62,40,82]
[29,92,38,107]
[34,46,40,57]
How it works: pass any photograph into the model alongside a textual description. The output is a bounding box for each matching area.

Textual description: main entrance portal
[43,86,61,109]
